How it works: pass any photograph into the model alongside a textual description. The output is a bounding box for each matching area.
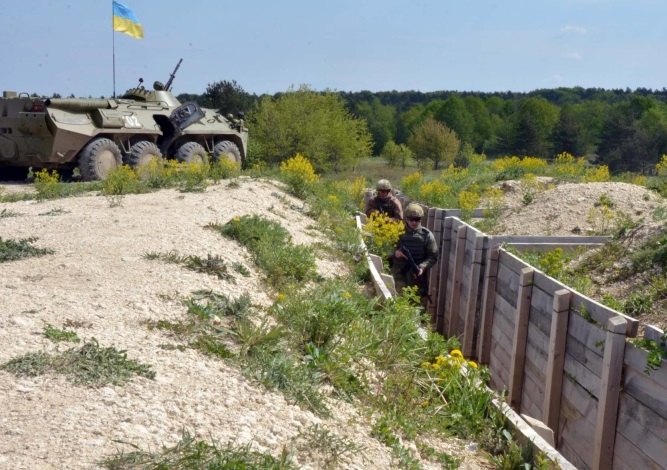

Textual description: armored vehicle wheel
[79,138,122,181]
[213,141,241,163]
[176,142,208,164]
[127,141,162,167]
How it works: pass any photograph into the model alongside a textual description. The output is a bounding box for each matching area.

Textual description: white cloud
[562,26,587,34]
[564,51,583,60]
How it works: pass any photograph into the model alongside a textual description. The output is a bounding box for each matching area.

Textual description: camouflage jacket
[366,194,403,221]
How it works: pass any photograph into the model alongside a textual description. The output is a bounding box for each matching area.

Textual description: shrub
[210,158,241,182]
[280,153,320,198]
[362,212,405,260]
[34,169,62,200]
[179,162,209,192]
[380,140,413,168]
[103,164,141,206]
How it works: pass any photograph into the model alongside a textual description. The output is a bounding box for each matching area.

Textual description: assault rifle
[398,244,430,299]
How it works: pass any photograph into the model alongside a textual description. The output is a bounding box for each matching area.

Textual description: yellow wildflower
[468,361,478,368]
[450,349,463,359]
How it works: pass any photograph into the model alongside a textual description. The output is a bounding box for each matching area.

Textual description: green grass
[144,251,235,282]
[0,339,155,386]
[0,237,54,262]
[100,430,297,469]
[43,323,80,343]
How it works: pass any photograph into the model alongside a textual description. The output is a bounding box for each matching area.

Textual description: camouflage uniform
[391,204,438,303]
[366,194,403,222]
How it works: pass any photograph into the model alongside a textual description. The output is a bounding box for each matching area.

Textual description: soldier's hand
[395,249,406,259]
[417,268,424,277]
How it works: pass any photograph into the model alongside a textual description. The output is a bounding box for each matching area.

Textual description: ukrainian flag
[112,1,143,39]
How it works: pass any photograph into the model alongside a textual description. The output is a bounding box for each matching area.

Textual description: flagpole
[112,1,116,98]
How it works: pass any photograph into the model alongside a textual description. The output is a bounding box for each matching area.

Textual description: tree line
[179,81,667,174]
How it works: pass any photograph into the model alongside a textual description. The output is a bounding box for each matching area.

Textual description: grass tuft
[0,339,155,386]
[0,237,54,262]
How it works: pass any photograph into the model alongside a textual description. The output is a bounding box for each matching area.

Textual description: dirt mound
[0,179,483,469]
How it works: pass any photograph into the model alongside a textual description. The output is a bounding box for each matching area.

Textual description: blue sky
[3,0,666,98]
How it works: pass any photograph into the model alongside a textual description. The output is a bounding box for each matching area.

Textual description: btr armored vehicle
[0,59,248,180]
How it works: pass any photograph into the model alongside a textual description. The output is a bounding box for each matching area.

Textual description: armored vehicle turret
[0,59,248,181]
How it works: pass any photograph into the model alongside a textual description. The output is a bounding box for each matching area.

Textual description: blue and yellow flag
[112,1,143,39]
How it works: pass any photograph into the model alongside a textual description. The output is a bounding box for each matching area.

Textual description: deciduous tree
[408,117,460,170]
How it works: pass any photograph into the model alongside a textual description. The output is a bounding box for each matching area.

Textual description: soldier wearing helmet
[365,179,403,222]
[391,203,438,304]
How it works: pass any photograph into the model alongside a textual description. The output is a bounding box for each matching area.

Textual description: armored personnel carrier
[0,59,248,181]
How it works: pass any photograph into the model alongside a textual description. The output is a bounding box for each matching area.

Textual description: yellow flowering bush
[417,179,452,207]
[441,164,469,182]
[482,187,504,218]
[491,156,547,178]
[280,153,320,198]
[210,158,241,182]
[103,164,141,206]
[583,165,611,183]
[400,172,423,197]
[458,187,480,221]
[656,154,667,176]
[552,152,586,177]
[349,176,368,211]
[363,212,405,260]
[179,161,210,192]
[34,169,61,200]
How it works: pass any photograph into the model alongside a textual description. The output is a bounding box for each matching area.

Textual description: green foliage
[43,324,80,343]
[279,153,320,198]
[0,237,54,262]
[102,164,142,206]
[248,85,373,172]
[380,140,414,168]
[100,430,297,469]
[362,212,405,260]
[210,158,241,182]
[408,117,460,170]
[33,169,62,200]
[178,162,209,192]
[207,215,317,288]
[294,424,366,469]
[633,334,667,374]
[0,339,155,386]
[144,251,235,282]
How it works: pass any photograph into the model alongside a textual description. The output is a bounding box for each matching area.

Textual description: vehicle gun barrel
[165,58,183,92]
[45,98,111,111]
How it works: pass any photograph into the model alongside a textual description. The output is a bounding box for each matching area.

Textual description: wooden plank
[592,316,628,470]
[490,333,512,390]
[612,432,664,470]
[618,393,667,445]
[561,370,598,425]
[509,267,535,410]
[491,235,612,245]
[615,407,667,467]
[525,323,549,373]
[543,289,572,444]
[495,400,579,470]
[446,225,467,338]
[496,263,520,307]
[559,392,596,469]
[426,208,442,322]
[623,368,667,421]
[571,292,639,338]
[478,243,500,364]
[435,217,453,334]
[567,313,606,363]
[559,438,592,470]
[380,273,396,296]
[624,341,667,389]
[644,324,666,351]
[564,353,601,399]
[498,249,532,276]
[462,232,485,358]
[506,243,607,253]
[521,414,555,447]
[493,294,517,344]
[521,360,545,418]
[532,270,569,297]
[368,253,384,274]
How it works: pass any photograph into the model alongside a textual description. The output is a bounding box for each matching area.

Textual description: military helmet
[376,179,392,191]
[404,203,424,219]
